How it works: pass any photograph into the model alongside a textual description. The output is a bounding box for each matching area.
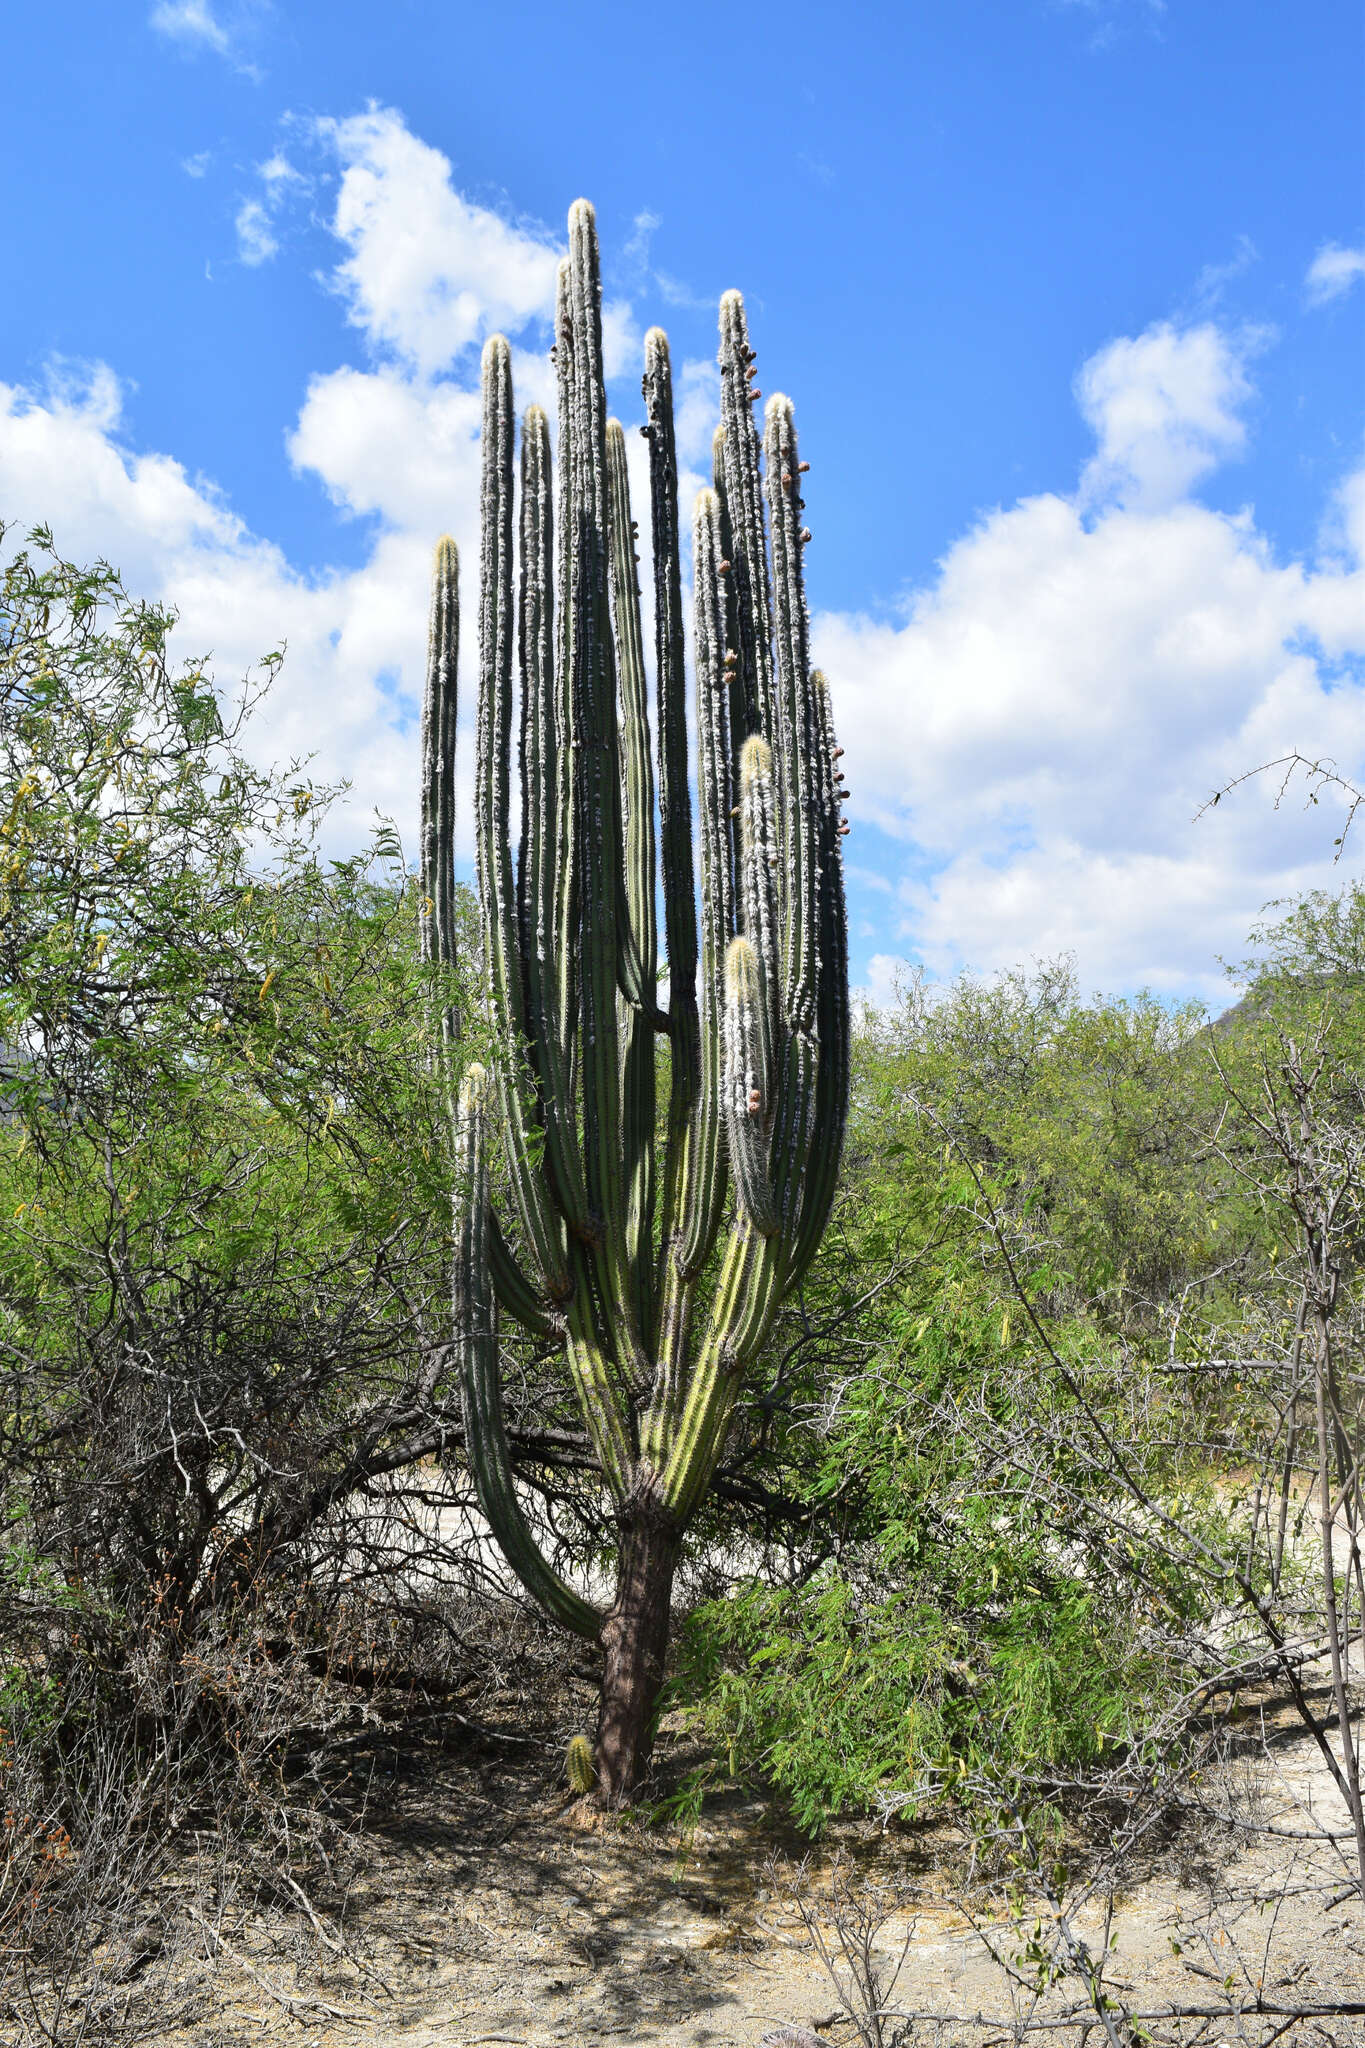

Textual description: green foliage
[671,957,1259,1831]
[0,522,496,1629]
[674,1564,1169,1835]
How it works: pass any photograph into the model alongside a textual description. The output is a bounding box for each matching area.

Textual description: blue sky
[2,0,1362,1003]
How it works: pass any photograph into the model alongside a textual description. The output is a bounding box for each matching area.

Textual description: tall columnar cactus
[423,200,849,1804]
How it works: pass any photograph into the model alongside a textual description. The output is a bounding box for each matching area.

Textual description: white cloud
[814,320,1364,1001]
[150,0,229,53]
[182,151,212,179]
[1052,0,1165,49]
[853,953,909,1016]
[623,210,661,269]
[316,108,561,377]
[673,358,720,469]
[259,151,303,194]
[234,198,278,267]
[1305,242,1365,308]
[1076,319,1263,510]
[0,365,438,845]
[232,151,308,268]
[1188,234,1257,313]
[0,116,635,875]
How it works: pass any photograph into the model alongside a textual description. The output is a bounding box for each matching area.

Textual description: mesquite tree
[421,201,849,1804]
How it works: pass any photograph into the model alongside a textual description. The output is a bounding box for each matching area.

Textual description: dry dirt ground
[135,1662,1365,2048]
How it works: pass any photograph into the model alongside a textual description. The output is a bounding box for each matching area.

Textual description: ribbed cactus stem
[791,671,850,1286]
[566,1734,597,1795]
[723,937,777,1237]
[712,423,748,832]
[454,1065,601,1639]
[420,535,459,1047]
[676,485,732,1279]
[646,328,701,1336]
[763,393,819,1040]
[737,734,781,1075]
[477,336,570,1300]
[563,202,642,1381]
[718,292,774,753]
[607,418,659,1333]
[520,402,589,1236]
[553,258,578,1065]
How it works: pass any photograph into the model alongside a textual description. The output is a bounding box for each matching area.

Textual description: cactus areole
[421,202,849,1805]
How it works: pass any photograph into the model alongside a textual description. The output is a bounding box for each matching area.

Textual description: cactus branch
[723,936,778,1236]
[476,336,570,1299]
[718,292,775,755]
[646,330,702,1338]
[419,535,460,1051]
[607,418,660,1334]
[454,1066,601,1638]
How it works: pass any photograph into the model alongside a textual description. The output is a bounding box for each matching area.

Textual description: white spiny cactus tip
[739,734,774,787]
[645,326,670,362]
[695,485,718,520]
[720,288,745,316]
[434,534,459,570]
[763,392,794,425]
[524,402,547,428]
[459,1062,490,1114]
[481,332,511,372]
[724,934,758,1000]
[568,197,596,233]
[606,416,625,445]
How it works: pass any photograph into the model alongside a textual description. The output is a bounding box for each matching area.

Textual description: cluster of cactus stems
[420,200,848,1788]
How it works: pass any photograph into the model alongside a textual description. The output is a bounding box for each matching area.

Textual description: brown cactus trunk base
[594,1499,679,1807]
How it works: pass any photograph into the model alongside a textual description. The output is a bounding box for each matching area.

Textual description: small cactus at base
[566,1735,597,1796]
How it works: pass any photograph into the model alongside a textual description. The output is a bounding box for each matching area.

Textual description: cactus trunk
[421,201,849,1804]
[595,1492,680,1801]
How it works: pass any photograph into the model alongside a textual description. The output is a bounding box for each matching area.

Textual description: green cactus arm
[737,735,782,1075]
[606,418,659,1335]
[723,937,778,1237]
[476,335,570,1300]
[642,485,734,1465]
[565,1269,635,1499]
[762,394,821,1043]
[552,259,579,1069]
[563,201,643,1377]
[419,535,460,1052]
[454,1066,602,1639]
[789,672,850,1288]
[662,1025,816,1522]
[758,394,828,1255]
[658,1219,783,1522]
[488,1206,561,1341]
[717,292,775,759]
[518,400,590,1236]
[711,425,750,776]
[645,330,702,1346]
[642,484,732,1455]
[606,419,657,989]
[677,484,733,1276]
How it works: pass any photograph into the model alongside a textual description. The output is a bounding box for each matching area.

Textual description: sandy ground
[141,1670,1365,2048]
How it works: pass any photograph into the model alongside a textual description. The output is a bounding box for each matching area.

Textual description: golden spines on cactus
[566,1735,597,1796]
